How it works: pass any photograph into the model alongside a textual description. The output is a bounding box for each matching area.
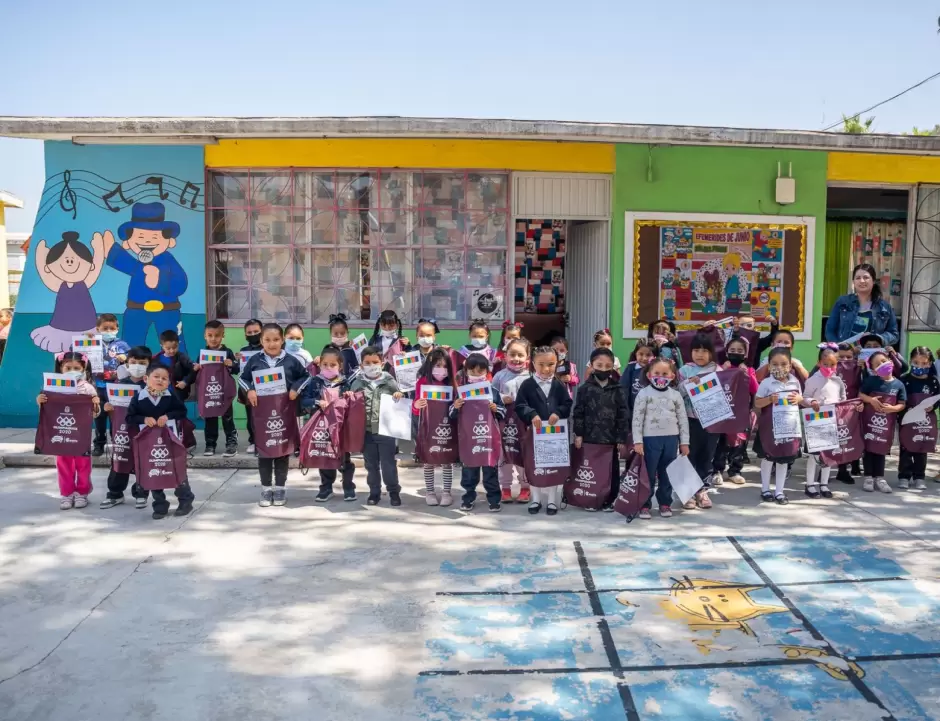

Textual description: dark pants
[204,405,238,448]
[363,432,400,495]
[863,451,886,478]
[688,418,721,483]
[643,435,677,508]
[245,405,255,445]
[152,481,194,515]
[319,453,356,491]
[713,436,745,476]
[898,450,927,480]
[106,470,149,500]
[94,386,110,444]
[604,445,622,506]
[259,455,290,486]
[461,466,500,506]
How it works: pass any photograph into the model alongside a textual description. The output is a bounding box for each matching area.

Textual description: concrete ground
[0,432,939,720]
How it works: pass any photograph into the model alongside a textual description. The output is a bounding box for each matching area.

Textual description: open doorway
[824,185,911,343]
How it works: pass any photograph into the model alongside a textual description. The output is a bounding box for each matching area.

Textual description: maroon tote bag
[613,452,652,521]
[565,443,613,510]
[757,404,803,460]
[109,405,138,475]
[35,392,94,457]
[523,427,570,488]
[707,369,751,435]
[133,425,188,490]
[252,392,300,458]
[836,362,862,400]
[861,391,899,456]
[501,401,525,467]
[417,400,459,465]
[899,392,938,454]
[340,391,366,454]
[299,403,346,470]
[677,326,726,367]
[196,367,236,419]
[457,399,501,467]
[819,401,864,466]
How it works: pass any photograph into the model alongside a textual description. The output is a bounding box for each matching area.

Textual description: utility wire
[822,70,940,131]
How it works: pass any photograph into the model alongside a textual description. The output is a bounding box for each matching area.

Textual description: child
[413,318,448,360]
[859,334,908,377]
[899,347,940,490]
[453,353,507,512]
[648,318,681,364]
[573,348,629,512]
[834,342,863,483]
[349,346,405,506]
[456,321,497,368]
[492,338,533,503]
[0,307,11,362]
[100,345,153,510]
[677,333,719,509]
[284,323,314,367]
[494,321,524,373]
[240,323,308,506]
[312,314,360,377]
[301,345,357,502]
[369,309,409,360]
[754,348,803,504]
[585,329,623,382]
[37,351,101,509]
[631,357,689,518]
[515,346,573,515]
[413,348,458,506]
[92,313,131,456]
[755,329,809,384]
[155,329,195,402]
[240,318,263,455]
[125,363,194,519]
[193,320,239,457]
[859,351,907,493]
[801,346,847,498]
[733,314,777,360]
[621,339,656,423]
[550,336,580,397]
[712,336,758,485]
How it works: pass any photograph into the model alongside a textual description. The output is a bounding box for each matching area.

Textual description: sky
[1,0,939,233]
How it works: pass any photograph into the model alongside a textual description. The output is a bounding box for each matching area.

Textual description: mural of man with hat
[104,202,189,351]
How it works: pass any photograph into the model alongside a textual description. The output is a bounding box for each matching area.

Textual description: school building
[1,116,939,427]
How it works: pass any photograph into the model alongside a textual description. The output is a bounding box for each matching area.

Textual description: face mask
[246,333,261,346]
[467,373,487,383]
[653,334,669,344]
[331,336,348,346]
[819,366,836,378]
[319,367,339,380]
[362,364,383,379]
[555,352,567,361]
[100,332,117,343]
[431,367,449,381]
[912,366,930,377]
[649,375,671,390]
[418,336,435,348]
[774,342,791,350]
[128,363,147,378]
[285,339,303,353]
[380,329,397,339]
[470,337,488,349]
[875,362,893,379]
[770,367,790,381]
[507,360,527,372]
[726,353,746,366]
[64,370,84,381]
[593,369,611,382]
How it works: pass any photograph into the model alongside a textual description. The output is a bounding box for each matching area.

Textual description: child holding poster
[192,320,240,458]
[712,336,758,486]
[754,348,803,505]
[800,346,847,499]
[37,352,101,510]
[91,313,131,457]
[239,318,264,455]
[897,347,938,490]
[492,338,533,503]
[859,351,906,494]
[677,333,720,510]
[413,348,459,506]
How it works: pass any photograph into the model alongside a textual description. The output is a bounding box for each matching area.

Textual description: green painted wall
[610,144,830,365]
[909,332,940,356]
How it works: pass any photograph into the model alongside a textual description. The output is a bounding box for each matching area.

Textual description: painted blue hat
[118,202,180,240]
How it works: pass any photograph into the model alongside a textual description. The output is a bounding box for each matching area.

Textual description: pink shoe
[695,490,713,509]
[659,505,673,518]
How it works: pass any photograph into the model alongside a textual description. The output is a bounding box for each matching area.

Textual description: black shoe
[528,502,542,515]
[389,492,402,507]
[99,496,124,509]
[820,486,833,499]
[460,501,474,511]
[293,449,300,458]
[804,486,821,499]
[546,503,558,516]
[761,491,774,503]
[174,503,193,517]
[488,502,501,512]
[840,474,856,485]
[152,510,167,519]
[223,443,237,458]
[775,494,789,505]
[851,462,861,475]
[92,442,105,457]
[343,488,357,502]
[367,494,381,506]
[316,489,334,503]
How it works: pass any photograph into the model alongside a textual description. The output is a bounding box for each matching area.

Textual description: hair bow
[328,313,347,323]
[55,351,88,362]
[603,328,611,335]
[418,317,437,325]
[817,342,839,350]
[501,320,523,329]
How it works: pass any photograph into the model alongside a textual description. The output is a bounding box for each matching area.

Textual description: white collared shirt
[535,376,554,397]
[263,350,286,368]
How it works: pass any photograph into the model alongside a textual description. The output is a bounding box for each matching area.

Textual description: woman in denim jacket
[825,263,899,347]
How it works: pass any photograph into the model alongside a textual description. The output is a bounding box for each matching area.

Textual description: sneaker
[152,510,167,520]
[223,444,237,458]
[315,489,334,503]
[92,442,105,457]
[683,498,698,509]
[820,486,833,499]
[273,488,287,506]
[863,477,875,492]
[367,494,381,506]
[638,508,652,520]
[73,495,88,509]
[203,446,216,457]
[174,503,193,517]
[602,503,615,513]
[501,488,513,503]
[711,472,724,486]
[460,501,474,511]
[695,490,713,509]
[439,491,453,507]
[389,492,402,507]
[343,488,357,502]
[99,496,125,509]
[659,505,673,518]
[488,502,501,512]
[915,479,928,490]
[728,474,746,485]
[875,478,892,494]
[898,478,910,490]
[246,443,256,455]
[804,485,821,499]
[135,497,148,509]
[59,495,74,510]
[259,488,274,507]
[517,488,531,503]
[426,493,440,506]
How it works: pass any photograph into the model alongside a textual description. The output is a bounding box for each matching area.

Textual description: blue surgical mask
[912,366,930,377]
[470,338,488,349]
[285,339,303,353]
[100,332,117,343]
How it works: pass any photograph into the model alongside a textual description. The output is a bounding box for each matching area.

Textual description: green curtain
[823,221,853,312]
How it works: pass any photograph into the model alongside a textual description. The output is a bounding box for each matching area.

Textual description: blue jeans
[643,435,678,508]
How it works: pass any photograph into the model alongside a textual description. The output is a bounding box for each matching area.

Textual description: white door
[566,221,609,369]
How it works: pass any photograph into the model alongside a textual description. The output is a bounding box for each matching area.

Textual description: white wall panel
[512,173,611,220]
[566,221,610,369]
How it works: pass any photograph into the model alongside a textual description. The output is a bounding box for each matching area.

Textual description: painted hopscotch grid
[419,536,940,720]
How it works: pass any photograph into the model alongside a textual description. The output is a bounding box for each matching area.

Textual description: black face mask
[726,353,746,366]
[245,333,261,346]
[593,370,612,382]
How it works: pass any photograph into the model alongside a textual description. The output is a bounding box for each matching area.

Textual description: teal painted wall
[610,144,830,365]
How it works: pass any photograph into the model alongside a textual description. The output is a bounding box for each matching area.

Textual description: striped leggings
[424,464,454,492]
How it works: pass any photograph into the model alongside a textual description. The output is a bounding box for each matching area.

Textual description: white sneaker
[59,495,74,510]
[875,478,892,494]
[246,443,256,455]
[73,495,89,509]
[863,477,875,492]
[135,497,148,509]
[439,491,453,507]
[728,474,746,485]
[425,493,440,506]
[711,472,724,486]
[898,478,910,489]
[915,479,928,490]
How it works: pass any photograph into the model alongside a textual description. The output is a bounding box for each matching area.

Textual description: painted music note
[179,181,200,209]
[102,183,133,212]
[145,176,170,200]
[58,170,77,219]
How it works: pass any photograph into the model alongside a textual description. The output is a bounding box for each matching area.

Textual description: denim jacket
[825,294,899,347]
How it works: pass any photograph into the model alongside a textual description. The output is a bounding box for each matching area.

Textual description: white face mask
[418,336,435,348]
[470,338,488,349]
[362,364,383,379]
[555,351,567,361]
[128,363,147,378]
[64,370,84,381]
[380,329,397,339]
[331,336,348,346]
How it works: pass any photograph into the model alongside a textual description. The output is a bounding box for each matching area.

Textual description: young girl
[898,347,937,490]
[284,323,314,367]
[492,338,533,503]
[859,334,909,378]
[620,339,655,419]
[456,321,497,369]
[835,342,863,483]
[859,351,907,493]
[573,348,629,512]
[754,348,803,504]
[648,318,681,364]
[585,329,622,382]
[631,357,689,519]
[413,348,458,506]
[37,352,101,510]
[240,318,263,455]
[369,309,409,362]
[549,336,580,397]
[677,333,719,509]
[494,321,524,373]
[801,346,847,498]
[713,336,758,485]
[301,345,356,502]
[515,346,573,515]
[322,313,359,376]
[240,323,308,507]
[755,329,809,384]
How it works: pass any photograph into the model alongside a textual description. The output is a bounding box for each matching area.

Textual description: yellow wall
[205,138,615,173]
[828,152,940,184]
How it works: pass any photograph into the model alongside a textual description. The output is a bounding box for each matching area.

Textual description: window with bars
[206,169,510,325]
[909,185,940,331]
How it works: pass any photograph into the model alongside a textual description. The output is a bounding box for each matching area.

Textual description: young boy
[155,329,195,402]
[125,362,195,519]
[100,346,154,510]
[240,318,263,455]
[193,320,240,457]
[92,313,132,456]
[348,346,404,506]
